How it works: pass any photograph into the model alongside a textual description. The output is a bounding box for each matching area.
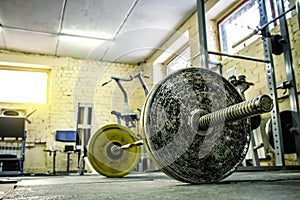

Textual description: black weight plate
[266,110,297,154]
[142,67,250,183]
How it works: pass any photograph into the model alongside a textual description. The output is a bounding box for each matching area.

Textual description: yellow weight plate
[87,124,141,178]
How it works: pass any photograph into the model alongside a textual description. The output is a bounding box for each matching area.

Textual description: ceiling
[0,0,236,64]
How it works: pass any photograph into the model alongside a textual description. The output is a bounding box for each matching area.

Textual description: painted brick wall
[0,50,150,173]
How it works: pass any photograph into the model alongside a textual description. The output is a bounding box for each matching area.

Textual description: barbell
[88,67,273,183]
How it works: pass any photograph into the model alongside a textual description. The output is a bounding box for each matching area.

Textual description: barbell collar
[198,94,273,130]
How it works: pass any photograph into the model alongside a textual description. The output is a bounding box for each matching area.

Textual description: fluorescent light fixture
[61,30,114,40]
[59,35,105,46]
[0,61,50,69]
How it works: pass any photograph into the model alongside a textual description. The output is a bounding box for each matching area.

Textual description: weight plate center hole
[190,109,209,135]
[107,142,124,160]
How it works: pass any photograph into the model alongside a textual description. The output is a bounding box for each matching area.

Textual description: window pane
[166,47,191,75]
[0,69,48,103]
[219,0,259,53]
[219,0,291,54]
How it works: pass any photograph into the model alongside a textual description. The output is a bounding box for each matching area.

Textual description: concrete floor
[1,170,300,200]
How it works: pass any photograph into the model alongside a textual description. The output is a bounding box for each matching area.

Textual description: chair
[52,130,79,174]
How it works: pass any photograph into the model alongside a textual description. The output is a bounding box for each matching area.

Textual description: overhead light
[59,35,105,46]
[61,30,114,41]
[0,24,113,41]
[0,61,50,69]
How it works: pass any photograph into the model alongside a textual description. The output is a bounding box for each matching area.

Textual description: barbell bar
[198,94,273,130]
[118,94,273,150]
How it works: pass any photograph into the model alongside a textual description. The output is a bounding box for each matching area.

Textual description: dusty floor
[1,170,300,199]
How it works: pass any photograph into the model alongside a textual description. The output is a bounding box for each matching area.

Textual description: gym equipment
[88,67,273,183]
[102,71,149,128]
[88,124,141,178]
[270,34,284,55]
[266,110,298,154]
[142,68,272,183]
[0,109,36,175]
[100,71,150,173]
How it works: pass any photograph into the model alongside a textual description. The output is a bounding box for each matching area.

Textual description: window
[219,0,291,54]
[166,47,191,75]
[0,65,49,104]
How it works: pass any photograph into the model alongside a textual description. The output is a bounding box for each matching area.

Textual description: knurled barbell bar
[197,94,272,130]
[117,94,272,149]
[88,67,273,183]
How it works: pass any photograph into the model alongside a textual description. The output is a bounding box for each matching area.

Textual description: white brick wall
[0,50,149,173]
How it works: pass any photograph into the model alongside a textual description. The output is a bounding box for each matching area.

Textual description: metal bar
[208,51,270,63]
[258,0,285,166]
[260,5,295,31]
[297,0,300,29]
[116,80,129,115]
[233,79,260,166]
[77,103,93,175]
[137,71,149,96]
[197,0,209,68]
[120,140,143,150]
[250,130,260,166]
[198,95,273,130]
[276,0,300,164]
[232,30,259,49]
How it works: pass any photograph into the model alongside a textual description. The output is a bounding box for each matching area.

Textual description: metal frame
[52,130,79,174]
[276,0,300,164]
[196,0,300,167]
[196,0,270,167]
[258,0,285,166]
[77,103,93,175]
[296,0,300,29]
